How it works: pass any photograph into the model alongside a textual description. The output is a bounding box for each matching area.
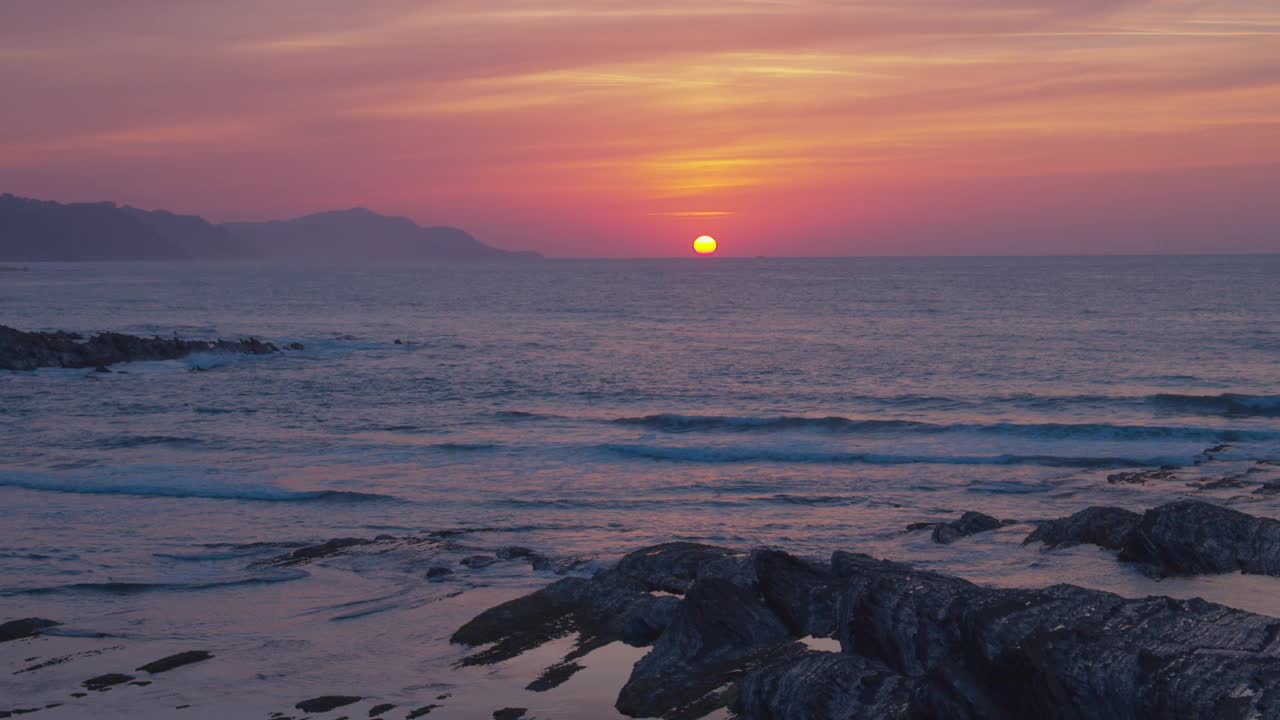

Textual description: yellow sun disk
[693,235,718,255]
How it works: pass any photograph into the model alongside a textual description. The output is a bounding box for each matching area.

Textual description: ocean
[3,255,1279,718]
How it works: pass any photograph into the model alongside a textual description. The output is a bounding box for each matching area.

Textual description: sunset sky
[3,1,1279,256]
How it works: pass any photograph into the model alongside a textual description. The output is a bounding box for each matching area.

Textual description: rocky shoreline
[8,497,1280,719]
[0,324,296,371]
[454,500,1280,719]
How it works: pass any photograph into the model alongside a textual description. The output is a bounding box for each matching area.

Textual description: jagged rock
[930,511,1003,544]
[619,595,680,646]
[295,696,361,712]
[492,709,528,720]
[611,542,744,593]
[452,543,744,668]
[736,651,914,720]
[452,576,590,665]
[1120,500,1280,576]
[0,325,278,371]
[368,704,397,717]
[753,550,838,638]
[426,566,454,579]
[827,550,1280,720]
[457,541,1280,720]
[1030,502,1280,577]
[615,577,798,720]
[526,661,585,691]
[136,650,213,673]
[0,618,60,643]
[1024,506,1142,550]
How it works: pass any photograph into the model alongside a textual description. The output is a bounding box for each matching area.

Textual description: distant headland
[0,193,541,262]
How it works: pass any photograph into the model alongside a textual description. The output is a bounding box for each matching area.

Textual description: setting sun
[693,235,718,255]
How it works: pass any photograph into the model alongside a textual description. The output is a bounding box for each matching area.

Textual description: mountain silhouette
[0,194,539,261]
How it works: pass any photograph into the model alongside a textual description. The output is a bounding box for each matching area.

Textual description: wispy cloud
[1,0,1277,254]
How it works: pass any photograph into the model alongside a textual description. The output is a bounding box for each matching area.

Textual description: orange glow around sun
[693,235,718,255]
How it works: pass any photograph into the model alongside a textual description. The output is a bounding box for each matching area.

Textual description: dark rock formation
[1028,501,1280,578]
[0,618,60,643]
[82,673,133,690]
[0,325,278,371]
[615,577,796,720]
[426,566,454,579]
[295,696,362,713]
[136,650,213,673]
[527,660,586,691]
[492,709,528,720]
[461,555,496,568]
[736,651,914,720]
[1024,506,1142,550]
[368,704,397,717]
[929,511,1004,544]
[1119,500,1280,576]
[455,541,1280,720]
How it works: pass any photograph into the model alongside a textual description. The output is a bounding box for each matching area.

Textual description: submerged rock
[83,673,133,690]
[0,325,279,371]
[1024,506,1141,550]
[455,541,1280,720]
[0,618,60,643]
[929,511,1004,544]
[136,650,213,674]
[295,696,362,712]
[1107,467,1176,485]
[258,537,373,567]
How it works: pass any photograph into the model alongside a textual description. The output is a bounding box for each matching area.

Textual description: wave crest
[1151,393,1280,417]
[611,413,1270,441]
[600,443,1182,468]
[0,476,400,503]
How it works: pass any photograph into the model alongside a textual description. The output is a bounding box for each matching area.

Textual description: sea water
[2,256,1278,717]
